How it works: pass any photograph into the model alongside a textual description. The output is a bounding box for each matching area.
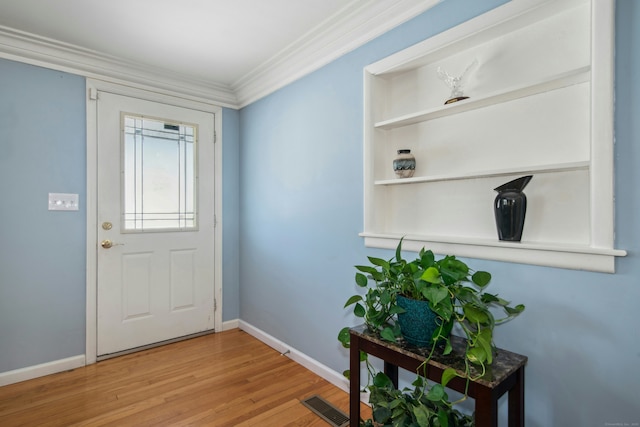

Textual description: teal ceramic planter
[396,295,439,347]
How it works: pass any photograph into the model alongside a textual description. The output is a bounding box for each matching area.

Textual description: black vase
[493,175,533,242]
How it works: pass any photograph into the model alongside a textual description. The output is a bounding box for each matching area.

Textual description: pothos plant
[338,239,525,426]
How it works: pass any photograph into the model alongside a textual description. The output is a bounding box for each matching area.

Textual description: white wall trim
[221,319,240,331]
[85,79,224,364]
[0,25,238,108]
[238,320,350,393]
[0,355,85,387]
[232,0,440,107]
[0,1,439,109]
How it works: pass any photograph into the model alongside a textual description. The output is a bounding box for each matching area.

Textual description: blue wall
[222,107,241,321]
[0,60,86,372]
[239,0,640,425]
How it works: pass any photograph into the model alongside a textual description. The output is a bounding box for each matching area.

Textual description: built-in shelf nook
[361,0,626,272]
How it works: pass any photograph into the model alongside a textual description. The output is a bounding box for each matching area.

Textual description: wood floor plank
[0,329,371,426]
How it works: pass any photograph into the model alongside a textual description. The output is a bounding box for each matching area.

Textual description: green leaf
[441,368,458,387]
[389,398,403,409]
[421,286,448,305]
[419,249,436,268]
[342,369,350,380]
[369,271,385,282]
[505,304,526,315]
[343,294,362,307]
[411,376,424,388]
[431,298,453,321]
[389,305,406,315]
[373,372,392,388]
[480,293,508,305]
[373,406,392,423]
[379,290,392,305]
[426,384,446,401]
[355,273,369,288]
[413,405,431,426]
[466,346,488,365]
[391,406,407,420]
[380,327,397,342]
[355,265,379,275]
[337,327,351,348]
[437,409,450,427]
[395,238,404,262]
[463,304,489,324]
[477,328,493,364]
[420,266,441,284]
[472,270,492,288]
[439,258,469,284]
[390,322,402,338]
[455,286,477,304]
[367,256,390,270]
[353,303,365,318]
[443,338,453,356]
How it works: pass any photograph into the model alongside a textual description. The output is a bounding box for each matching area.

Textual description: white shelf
[361,232,627,256]
[360,232,626,273]
[362,0,624,272]
[375,67,590,130]
[374,161,589,186]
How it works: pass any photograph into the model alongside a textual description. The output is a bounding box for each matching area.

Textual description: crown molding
[0,25,239,108]
[0,0,439,109]
[232,0,440,108]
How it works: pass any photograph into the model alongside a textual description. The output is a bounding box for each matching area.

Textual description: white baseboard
[221,319,240,331]
[0,355,86,387]
[238,320,351,393]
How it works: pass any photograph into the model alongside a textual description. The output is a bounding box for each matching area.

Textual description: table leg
[474,387,498,427]
[508,367,525,427]
[350,334,361,427]
[384,361,399,388]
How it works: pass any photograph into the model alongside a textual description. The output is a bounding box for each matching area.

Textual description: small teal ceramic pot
[396,295,439,347]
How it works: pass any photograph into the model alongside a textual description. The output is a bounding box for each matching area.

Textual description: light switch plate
[48,193,79,211]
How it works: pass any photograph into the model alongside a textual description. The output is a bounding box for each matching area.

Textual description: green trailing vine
[338,239,525,426]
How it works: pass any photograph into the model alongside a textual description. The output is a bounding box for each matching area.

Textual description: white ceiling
[0,0,439,107]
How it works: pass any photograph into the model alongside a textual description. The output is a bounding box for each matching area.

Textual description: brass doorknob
[100,239,124,248]
[101,239,123,249]
[100,239,124,249]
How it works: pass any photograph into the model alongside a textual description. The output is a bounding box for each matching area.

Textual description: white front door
[95,91,216,357]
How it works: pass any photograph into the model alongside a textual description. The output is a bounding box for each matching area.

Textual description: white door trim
[85,79,223,364]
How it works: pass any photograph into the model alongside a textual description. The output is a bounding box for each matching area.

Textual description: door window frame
[121,113,200,232]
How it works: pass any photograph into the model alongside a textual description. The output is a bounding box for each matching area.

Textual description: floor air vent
[301,395,349,427]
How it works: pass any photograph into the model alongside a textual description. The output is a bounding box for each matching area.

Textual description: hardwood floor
[0,329,371,426]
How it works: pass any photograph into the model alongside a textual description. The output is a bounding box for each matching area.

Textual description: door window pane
[123,115,197,231]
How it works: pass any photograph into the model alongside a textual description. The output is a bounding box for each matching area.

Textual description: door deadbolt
[102,222,113,230]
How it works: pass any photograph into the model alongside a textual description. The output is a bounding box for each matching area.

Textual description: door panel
[122,252,152,320]
[96,91,215,356]
[170,249,197,310]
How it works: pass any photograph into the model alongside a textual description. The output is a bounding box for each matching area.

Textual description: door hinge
[89,88,98,100]
[214,130,217,143]
[214,298,217,312]
[214,214,217,228]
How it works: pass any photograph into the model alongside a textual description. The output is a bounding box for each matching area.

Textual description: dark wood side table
[349,325,527,427]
